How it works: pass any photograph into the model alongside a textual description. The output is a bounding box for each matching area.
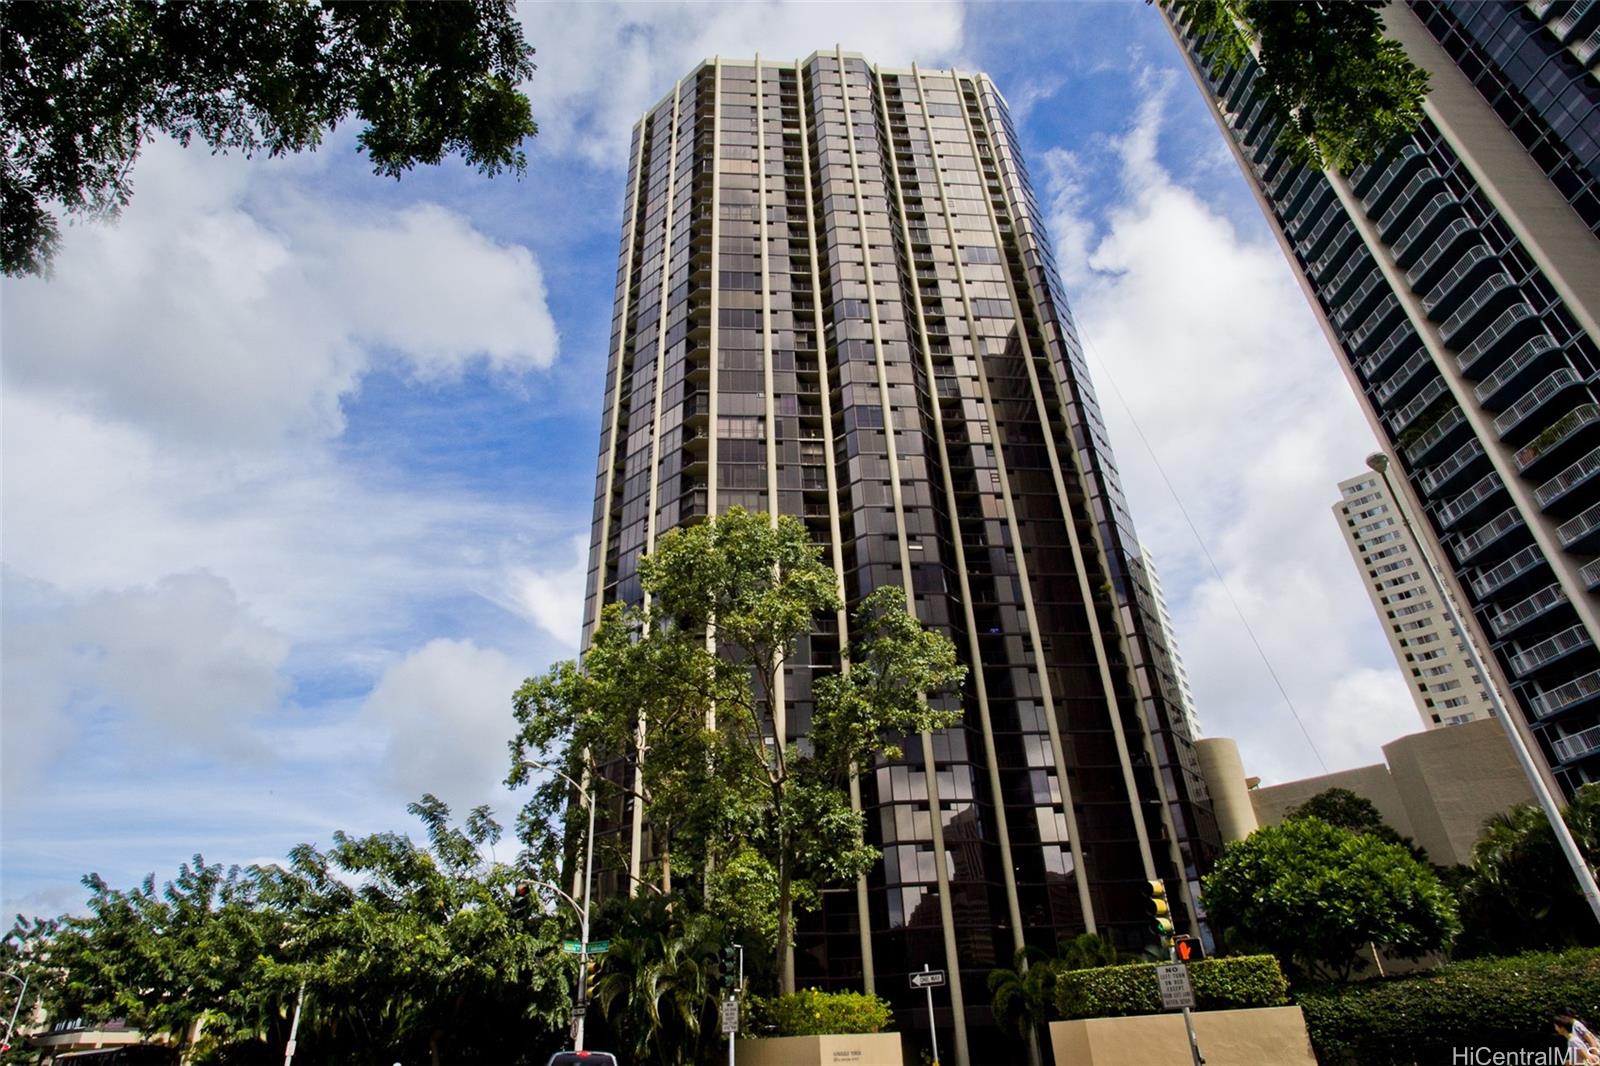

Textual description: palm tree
[594,898,723,1065]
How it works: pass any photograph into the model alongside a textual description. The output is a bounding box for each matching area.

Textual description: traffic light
[1146,879,1174,941]
[720,944,738,989]
[511,881,532,919]
[584,957,602,1002]
[1173,934,1205,963]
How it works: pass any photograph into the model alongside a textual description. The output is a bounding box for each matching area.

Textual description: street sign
[561,939,611,955]
[720,997,740,1035]
[1156,963,1195,1010]
[587,940,610,954]
[570,1003,587,1019]
[562,940,582,954]
[910,968,946,989]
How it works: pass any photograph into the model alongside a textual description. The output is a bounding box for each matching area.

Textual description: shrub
[1055,955,1289,1019]
[746,988,893,1037]
[1298,948,1600,1065]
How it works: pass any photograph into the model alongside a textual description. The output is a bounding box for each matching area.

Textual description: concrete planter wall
[733,1031,904,1065]
[1049,1006,1317,1066]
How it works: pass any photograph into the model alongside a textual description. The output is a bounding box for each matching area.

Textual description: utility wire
[1079,337,1330,772]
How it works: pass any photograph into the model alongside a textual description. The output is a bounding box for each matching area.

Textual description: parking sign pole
[922,964,940,1066]
[1170,946,1203,1066]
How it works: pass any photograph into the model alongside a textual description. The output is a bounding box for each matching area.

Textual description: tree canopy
[1,0,537,277]
[1202,816,1459,983]
[1166,0,1430,171]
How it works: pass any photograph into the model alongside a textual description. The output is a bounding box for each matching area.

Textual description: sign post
[910,964,946,1066]
[1156,961,1203,1066]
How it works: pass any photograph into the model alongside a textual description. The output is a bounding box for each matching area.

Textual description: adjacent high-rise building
[1165,3,1600,796]
[581,51,1218,1063]
[1335,469,1499,729]
[1139,544,1201,737]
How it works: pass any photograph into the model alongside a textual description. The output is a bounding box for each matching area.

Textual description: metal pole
[923,964,940,1066]
[283,981,304,1066]
[1170,945,1203,1066]
[1367,453,1600,928]
[576,778,596,1052]
[3,972,28,1051]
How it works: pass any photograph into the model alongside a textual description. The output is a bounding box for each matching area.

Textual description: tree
[1,0,537,277]
[590,894,726,1066]
[1202,817,1459,983]
[1454,784,1600,959]
[987,934,1119,1042]
[1285,787,1429,861]
[510,508,965,994]
[1165,0,1430,171]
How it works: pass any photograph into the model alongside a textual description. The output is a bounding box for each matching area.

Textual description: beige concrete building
[1240,717,1536,866]
[1335,469,1499,729]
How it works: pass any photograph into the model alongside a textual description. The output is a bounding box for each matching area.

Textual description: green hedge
[1055,955,1289,1019]
[1298,948,1600,1065]
[745,988,893,1037]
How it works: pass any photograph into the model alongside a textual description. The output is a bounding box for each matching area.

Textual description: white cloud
[1,138,558,448]
[1044,69,1417,783]
[496,534,590,649]
[521,1,965,168]
[361,638,530,807]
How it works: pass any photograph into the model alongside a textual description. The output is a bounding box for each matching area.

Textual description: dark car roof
[545,1052,620,1066]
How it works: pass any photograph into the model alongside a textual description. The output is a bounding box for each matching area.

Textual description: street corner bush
[1296,947,1600,1065]
[1055,955,1288,1019]
[747,988,894,1036]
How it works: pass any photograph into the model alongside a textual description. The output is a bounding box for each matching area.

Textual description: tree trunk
[429,1028,443,1066]
[778,858,795,995]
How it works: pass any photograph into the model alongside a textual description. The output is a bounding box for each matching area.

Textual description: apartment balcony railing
[1557,500,1600,550]
[1374,351,1434,406]
[1440,273,1518,347]
[1474,336,1562,408]
[1516,404,1600,473]
[1407,406,1468,465]
[1453,506,1523,563]
[1552,724,1600,763]
[1334,273,1388,329]
[1392,194,1465,265]
[1422,246,1495,317]
[1490,582,1567,638]
[1472,543,1544,599]
[1423,438,1487,496]
[1390,377,1449,434]
[1584,558,1600,590]
[1437,471,1505,530]
[1347,295,1405,353]
[1493,368,1586,439]
[1377,170,1448,238]
[1294,211,1342,260]
[1309,228,1359,281]
[1512,625,1593,678]
[1456,305,1540,377]
[1536,447,1600,510]
[1326,254,1375,303]
[1359,331,1419,379]
[1288,185,1336,234]
[1274,168,1318,215]
[1267,161,1306,201]
[1403,219,1479,288]
[1354,143,1428,202]
[1534,670,1600,723]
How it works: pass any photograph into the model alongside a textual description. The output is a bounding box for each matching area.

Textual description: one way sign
[909,969,946,989]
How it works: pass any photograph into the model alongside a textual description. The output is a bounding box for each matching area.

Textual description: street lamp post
[2,970,29,1053]
[1365,452,1600,929]
[522,759,597,1051]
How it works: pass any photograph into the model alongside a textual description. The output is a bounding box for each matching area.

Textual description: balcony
[1326,255,1376,304]
[1534,670,1600,723]
[1346,295,1403,353]
[1403,220,1479,289]
[1355,144,1428,202]
[1309,228,1359,281]
[1333,273,1387,329]
[1536,447,1600,511]
[1552,724,1600,763]
[1452,506,1523,563]
[1473,336,1563,409]
[1456,305,1540,377]
[1407,406,1468,465]
[1436,471,1505,530]
[1391,194,1465,266]
[1294,211,1342,260]
[1358,331,1420,379]
[1373,351,1433,406]
[1512,625,1593,678]
[1439,273,1518,348]
[1376,170,1447,238]
[1492,368,1587,440]
[1516,404,1600,474]
[1389,377,1449,435]
[1422,439,1487,496]
[1557,500,1600,551]
[1490,582,1567,638]
[1472,543,1545,599]
[1421,246,1496,318]
[1585,558,1600,590]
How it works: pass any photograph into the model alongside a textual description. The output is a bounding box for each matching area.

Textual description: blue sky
[1,0,1414,917]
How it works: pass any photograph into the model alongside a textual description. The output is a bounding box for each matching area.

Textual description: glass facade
[1167,7,1600,796]
[581,52,1218,1064]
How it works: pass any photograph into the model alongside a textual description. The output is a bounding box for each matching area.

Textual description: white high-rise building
[1141,544,1200,737]
[1335,471,1498,729]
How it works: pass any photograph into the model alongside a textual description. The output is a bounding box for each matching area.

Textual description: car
[544,1052,619,1066]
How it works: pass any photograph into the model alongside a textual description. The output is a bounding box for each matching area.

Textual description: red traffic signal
[1174,934,1205,962]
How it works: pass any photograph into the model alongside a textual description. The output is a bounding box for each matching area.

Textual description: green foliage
[1285,787,1428,862]
[1058,932,1123,972]
[510,508,964,994]
[591,895,726,1066]
[1454,784,1600,959]
[1,0,537,276]
[1202,817,1459,982]
[1167,0,1430,171]
[987,935,1122,1039]
[1054,955,1289,1019]
[746,989,893,1037]
[1298,948,1600,1065]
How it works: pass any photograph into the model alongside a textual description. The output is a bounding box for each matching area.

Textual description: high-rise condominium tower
[581,51,1217,1062]
[1139,544,1201,737]
[1334,469,1499,729]
[1165,2,1600,796]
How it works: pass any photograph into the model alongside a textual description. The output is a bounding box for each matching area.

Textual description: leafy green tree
[987,934,1119,1042]
[1454,784,1600,959]
[1202,816,1460,983]
[510,508,965,994]
[591,894,726,1066]
[1285,786,1429,861]
[1,0,538,277]
[1165,0,1430,170]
